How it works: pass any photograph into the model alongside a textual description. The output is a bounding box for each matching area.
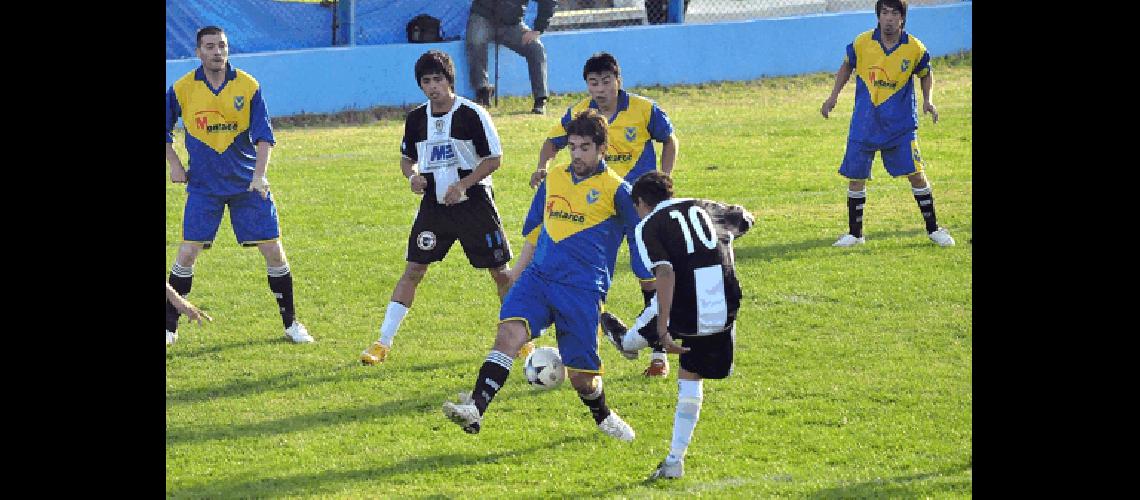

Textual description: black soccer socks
[912,186,939,233]
[267,264,296,328]
[578,378,611,425]
[472,350,513,415]
[847,189,866,238]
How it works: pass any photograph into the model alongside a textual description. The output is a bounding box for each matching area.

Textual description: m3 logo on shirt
[234,95,245,111]
[430,143,456,162]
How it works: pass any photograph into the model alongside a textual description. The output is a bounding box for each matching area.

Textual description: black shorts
[677,324,735,380]
[407,187,512,269]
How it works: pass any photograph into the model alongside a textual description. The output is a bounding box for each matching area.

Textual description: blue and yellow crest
[900,59,910,73]
[234,95,245,111]
[586,188,600,204]
[625,127,636,142]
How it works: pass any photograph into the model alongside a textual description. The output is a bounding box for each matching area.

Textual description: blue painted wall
[166,3,970,117]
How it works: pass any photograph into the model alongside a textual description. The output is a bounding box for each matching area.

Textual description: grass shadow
[166,359,459,406]
[168,434,583,498]
[735,228,940,262]
[165,337,282,359]
[806,462,971,498]
[167,393,441,445]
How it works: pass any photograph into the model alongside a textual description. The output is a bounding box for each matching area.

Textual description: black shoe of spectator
[476,86,494,107]
[532,96,547,115]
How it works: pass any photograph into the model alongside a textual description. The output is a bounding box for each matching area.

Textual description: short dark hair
[196,26,226,47]
[875,0,908,28]
[414,50,456,90]
[565,109,608,148]
[631,171,674,208]
[583,52,621,81]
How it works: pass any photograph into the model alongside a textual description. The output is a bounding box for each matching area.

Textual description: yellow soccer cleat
[360,341,391,366]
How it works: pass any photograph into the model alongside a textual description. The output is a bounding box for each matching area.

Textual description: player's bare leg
[640,280,669,377]
[363,262,429,364]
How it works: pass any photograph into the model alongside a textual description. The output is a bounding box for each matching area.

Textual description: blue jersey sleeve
[845,42,856,68]
[647,103,674,142]
[166,87,181,143]
[614,182,653,279]
[913,51,931,76]
[249,88,275,146]
[548,107,573,149]
[522,181,547,237]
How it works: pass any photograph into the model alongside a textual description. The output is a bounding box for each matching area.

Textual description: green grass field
[166,52,971,498]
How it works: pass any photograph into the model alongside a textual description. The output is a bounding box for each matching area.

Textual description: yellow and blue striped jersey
[548,90,673,182]
[521,160,642,293]
[845,28,931,147]
[166,64,275,196]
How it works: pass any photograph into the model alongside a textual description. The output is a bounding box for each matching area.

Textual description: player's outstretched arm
[653,265,689,355]
[166,282,213,325]
[531,139,559,189]
[660,134,679,176]
[821,60,853,119]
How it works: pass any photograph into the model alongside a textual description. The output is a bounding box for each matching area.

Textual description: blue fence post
[667,0,685,23]
[336,0,356,46]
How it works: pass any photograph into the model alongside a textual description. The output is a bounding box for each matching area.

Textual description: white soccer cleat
[166,330,178,347]
[928,228,956,247]
[598,412,635,442]
[647,457,684,480]
[833,233,865,247]
[285,321,315,343]
[442,391,482,434]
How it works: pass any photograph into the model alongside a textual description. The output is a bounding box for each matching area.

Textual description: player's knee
[848,180,866,192]
[569,372,597,394]
[402,264,429,284]
[489,266,511,285]
[493,321,529,355]
[176,243,204,266]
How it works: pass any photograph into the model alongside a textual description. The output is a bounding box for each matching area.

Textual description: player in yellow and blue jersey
[442,110,642,441]
[165,26,314,346]
[821,0,955,247]
[527,52,680,377]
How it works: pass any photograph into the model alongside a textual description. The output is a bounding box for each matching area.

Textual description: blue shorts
[838,134,927,180]
[183,190,281,247]
[499,270,605,374]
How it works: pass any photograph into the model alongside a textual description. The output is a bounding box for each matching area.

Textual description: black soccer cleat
[600,312,638,360]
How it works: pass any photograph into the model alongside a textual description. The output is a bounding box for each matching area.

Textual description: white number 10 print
[668,206,717,254]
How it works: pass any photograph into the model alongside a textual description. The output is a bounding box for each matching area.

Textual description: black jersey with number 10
[633,198,752,336]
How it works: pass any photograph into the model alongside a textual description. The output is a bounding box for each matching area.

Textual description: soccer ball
[524,346,566,390]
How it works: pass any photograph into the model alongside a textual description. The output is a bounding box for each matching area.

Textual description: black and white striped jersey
[634,198,753,335]
[400,96,502,205]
